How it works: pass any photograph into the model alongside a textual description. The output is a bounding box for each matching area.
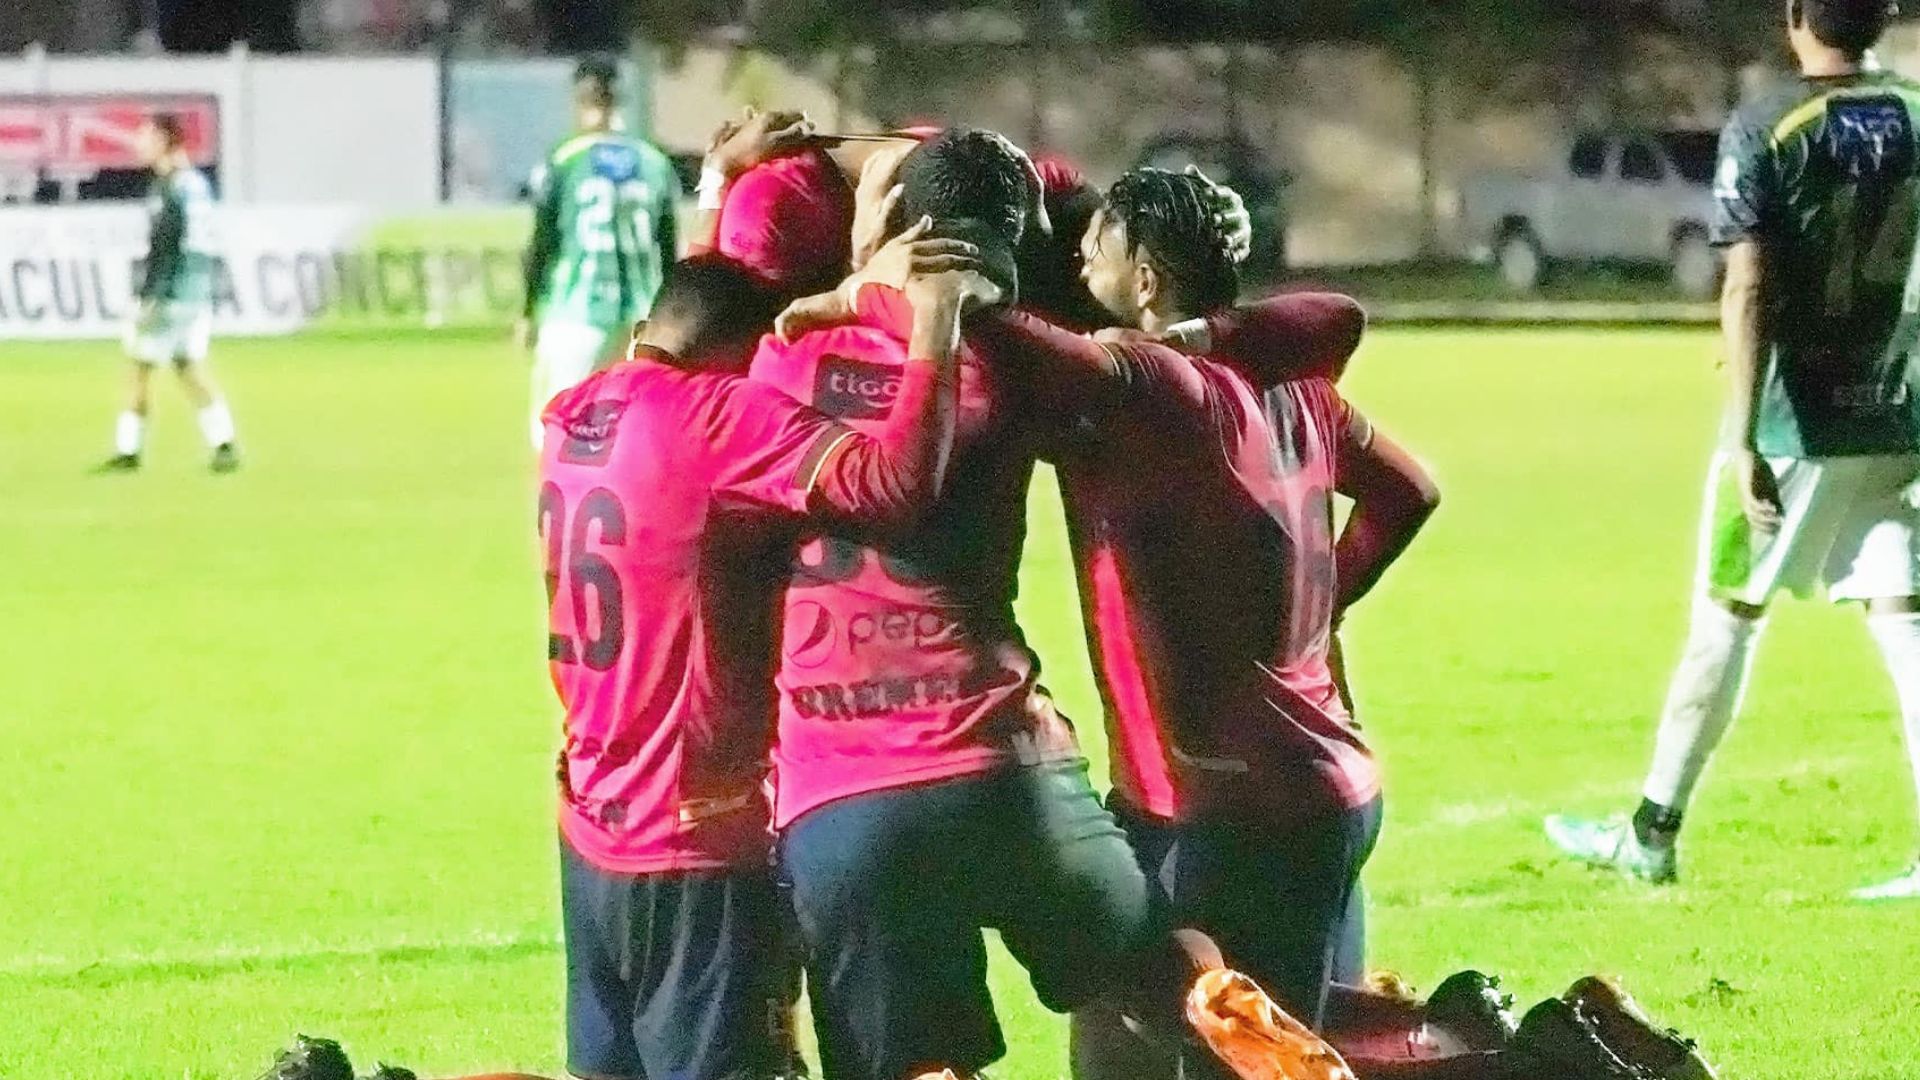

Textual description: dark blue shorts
[1116,795,1384,1031]
[560,835,778,1080]
[781,761,1160,1080]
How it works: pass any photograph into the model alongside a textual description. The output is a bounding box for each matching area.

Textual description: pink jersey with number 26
[541,353,851,875]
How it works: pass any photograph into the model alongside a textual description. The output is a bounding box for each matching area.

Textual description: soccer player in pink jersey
[881,167,1419,1075]
[971,168,1709,1080]
[537,246,994,1080]
[750,128,1354,1080]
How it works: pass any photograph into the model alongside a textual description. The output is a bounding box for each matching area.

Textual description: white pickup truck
[1458,131,1720,297]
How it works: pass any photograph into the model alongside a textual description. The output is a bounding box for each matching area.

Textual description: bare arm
[1721,241,1783,530]
[1334,420,1439,616]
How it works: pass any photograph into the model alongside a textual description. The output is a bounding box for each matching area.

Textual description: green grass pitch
[4,326,1919,1079]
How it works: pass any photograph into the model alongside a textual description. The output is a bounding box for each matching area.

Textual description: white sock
[115,411,145,456]
[1642,599,1765,811]
[197,400,235,448]
[1868,611,1920,832]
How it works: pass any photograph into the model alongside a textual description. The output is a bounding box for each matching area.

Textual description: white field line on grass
[0,756,1877,981]
[0,928,561,980]
[1398,753,1870,836]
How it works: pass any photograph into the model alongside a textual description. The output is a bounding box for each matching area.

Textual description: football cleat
[95,453,141,473]
[210,442,242,473]
[1185,968,1356,1080]
[254,1035,354,1080]
[1424,970,1519,1051]
[1362,969,1419,1004]
[1849,861,1920,902]
[1544,814,1678,884]
[1564,976,1717,1080]
[1509,998,1646,1080]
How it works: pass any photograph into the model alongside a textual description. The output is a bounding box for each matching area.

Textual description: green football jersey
[523,131,679,329]
[140,167,216,305]
[1715,66,1920,457]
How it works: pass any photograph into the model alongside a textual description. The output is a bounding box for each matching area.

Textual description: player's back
[1724,68,1920,455]
[748,287,1080,828]
[148,167,216,303]
[539,357,815,874]
[534,132,676,326]
[1059,357,1375,824]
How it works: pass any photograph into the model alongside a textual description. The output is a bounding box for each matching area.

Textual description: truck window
[1570,136,1606,179]
[1620,140,1664,184]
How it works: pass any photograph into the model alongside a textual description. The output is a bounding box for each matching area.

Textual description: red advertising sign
[0,94,219,174]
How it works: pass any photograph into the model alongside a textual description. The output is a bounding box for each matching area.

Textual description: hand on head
[705,107,818,178]
[850,141,918,271]
[1183,164,1254,265]
[775,218,995,343]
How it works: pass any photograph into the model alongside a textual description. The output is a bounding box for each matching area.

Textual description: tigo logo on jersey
[815,355,901,420]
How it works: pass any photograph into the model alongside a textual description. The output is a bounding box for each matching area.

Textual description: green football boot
[1544,814,1678,884]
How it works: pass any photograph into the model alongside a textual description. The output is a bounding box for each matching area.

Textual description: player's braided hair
[1104,167,1240,315]
[1797,0,1900,53]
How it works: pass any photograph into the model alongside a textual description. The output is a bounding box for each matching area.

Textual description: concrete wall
[0,51,439,206]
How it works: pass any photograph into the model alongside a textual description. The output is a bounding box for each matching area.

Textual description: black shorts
[780,762,1161,1080]
[560,835,778,1080]
[1116,795,1383,1030]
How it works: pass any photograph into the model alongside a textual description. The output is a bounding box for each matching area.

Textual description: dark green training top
[1714,65,1920,457]
[139,167,215,305]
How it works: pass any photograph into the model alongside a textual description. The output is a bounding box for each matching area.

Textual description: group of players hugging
[258,68,1718,1080]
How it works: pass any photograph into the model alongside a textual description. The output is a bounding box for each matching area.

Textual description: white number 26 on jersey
[575,177,651,253]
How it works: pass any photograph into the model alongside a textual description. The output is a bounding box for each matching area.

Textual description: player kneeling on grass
[810,162,1717,1080]
[1544,0,1920,902]
[103,112,239,474]
[747,127,1355,1080]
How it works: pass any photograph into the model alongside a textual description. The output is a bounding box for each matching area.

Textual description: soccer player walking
[103,113,239,473]
[520,58,680,448]
[1547,0,1920,900]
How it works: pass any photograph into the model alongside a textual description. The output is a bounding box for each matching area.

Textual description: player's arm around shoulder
[801,270,999,526]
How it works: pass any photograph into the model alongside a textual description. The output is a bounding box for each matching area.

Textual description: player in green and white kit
[1548,0,1920,900]
[103,113,239,472]
[519,57,680,447]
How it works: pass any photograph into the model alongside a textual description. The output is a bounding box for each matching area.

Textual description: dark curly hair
[1104,167,1240,315]
[889,127,1038,250]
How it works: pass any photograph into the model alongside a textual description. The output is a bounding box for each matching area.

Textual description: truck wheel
[1495,226,1544,292]
[1671,227,1718,299]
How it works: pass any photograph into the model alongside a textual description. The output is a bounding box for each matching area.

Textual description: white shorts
[532,320,624,448]
[125,302,212,366]
[1697,451,1920,606]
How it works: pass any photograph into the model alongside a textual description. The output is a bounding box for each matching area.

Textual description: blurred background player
[1546,0,1920,901]
[103,112,239,473]
[518,56,680,448]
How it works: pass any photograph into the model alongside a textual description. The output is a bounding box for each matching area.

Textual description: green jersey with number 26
[1715,65,1920,457]
[525,132,679,330]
